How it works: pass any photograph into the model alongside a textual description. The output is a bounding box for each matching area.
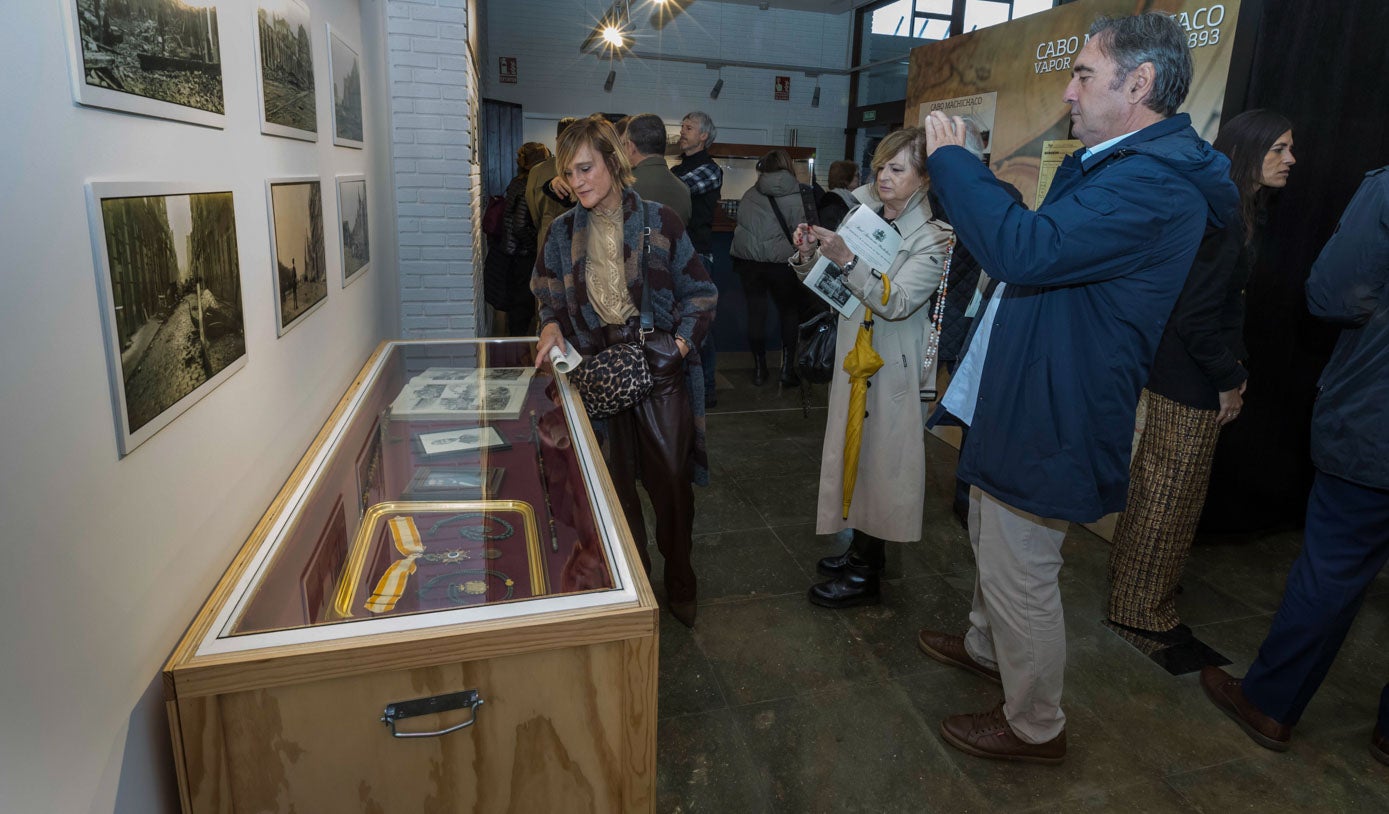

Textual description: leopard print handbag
[570,205,657,420]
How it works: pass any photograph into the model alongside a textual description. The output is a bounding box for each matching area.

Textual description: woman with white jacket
[791,127,956,608]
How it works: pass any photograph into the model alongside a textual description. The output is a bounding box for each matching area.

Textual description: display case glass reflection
[228,341,617,636]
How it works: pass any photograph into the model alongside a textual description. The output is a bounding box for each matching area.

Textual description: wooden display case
[163,340,658,813]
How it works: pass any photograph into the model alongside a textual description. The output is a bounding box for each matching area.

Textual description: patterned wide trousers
[1107,390,1222,632]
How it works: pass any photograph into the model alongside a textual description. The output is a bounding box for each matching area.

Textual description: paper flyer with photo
[803,256,858,318]
[836,205,903,272]
[919,92,999,165]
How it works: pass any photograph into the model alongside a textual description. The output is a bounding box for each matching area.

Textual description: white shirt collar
[1080,130,1140,165]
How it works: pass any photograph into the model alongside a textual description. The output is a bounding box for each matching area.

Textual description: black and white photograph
[64,0,226,128]
[806,256,856,317]
[327,26,364,148]
[415,427,510,457]
[267,178,328,335]
[402,466,504,501]
[86,182,247,456]
[336,175,369,285]
[255,0,317,141]
[391,379,529,420]
[466,367,536,387]
[416,367,472,382]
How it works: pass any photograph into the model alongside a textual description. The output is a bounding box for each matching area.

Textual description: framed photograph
[62,0,226,128]
[401,466,504,501]
[266,177,328,336]
[299,498,348,622]
[336,174,370,286]
[254,0,317,141]
[86,181,247,456]
[355,418,384,518]
[391,380,530,421]
[414,426,511,457]
[327,25,364,148]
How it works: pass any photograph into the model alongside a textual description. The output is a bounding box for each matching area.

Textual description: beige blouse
[586,204,638,325]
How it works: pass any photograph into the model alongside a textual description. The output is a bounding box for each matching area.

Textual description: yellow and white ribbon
[364,516,425,613]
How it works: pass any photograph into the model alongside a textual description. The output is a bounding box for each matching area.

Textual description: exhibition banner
[907,0,1242,207]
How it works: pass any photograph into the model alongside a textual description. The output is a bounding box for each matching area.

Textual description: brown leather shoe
[1372,727,1389,766]
[940,703,1066,765]
[917,629,1002,685]
[1199,666,1291,751]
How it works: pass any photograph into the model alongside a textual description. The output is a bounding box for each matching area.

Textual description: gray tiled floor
[649,364,1389,813]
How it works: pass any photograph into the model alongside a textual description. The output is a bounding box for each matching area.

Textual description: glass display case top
[221,340,623,639]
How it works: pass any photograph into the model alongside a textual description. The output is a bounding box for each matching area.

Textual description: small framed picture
[415,426,510,457]
[326,25,364,148]
[336,174,370,286]
[254,0,318,142]
[266,176,328,335]
[402,467,504,501]
[355,418,384,518]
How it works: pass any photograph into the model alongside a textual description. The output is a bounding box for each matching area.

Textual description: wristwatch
[840,255,859,274]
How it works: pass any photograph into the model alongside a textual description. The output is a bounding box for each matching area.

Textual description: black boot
[816,543,854,577]
[752,352,768,386]
[808,534,884,608]
[779,352,800,387]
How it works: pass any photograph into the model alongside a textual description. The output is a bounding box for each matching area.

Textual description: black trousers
[599,323,697,604]
[736,258,806,355]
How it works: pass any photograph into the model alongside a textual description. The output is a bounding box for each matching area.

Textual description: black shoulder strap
[639,203,654,334]
[764,191,795,245]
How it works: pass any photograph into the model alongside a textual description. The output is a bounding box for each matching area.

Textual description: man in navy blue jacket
[1201,166,1389,764]
[914,13,1238,764]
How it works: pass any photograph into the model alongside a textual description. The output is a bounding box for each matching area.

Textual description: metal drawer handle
[380,689,484,738]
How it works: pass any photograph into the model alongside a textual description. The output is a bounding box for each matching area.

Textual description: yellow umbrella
[840,314,884,519]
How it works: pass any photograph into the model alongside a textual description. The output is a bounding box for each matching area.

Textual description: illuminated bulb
[602,26,625,47]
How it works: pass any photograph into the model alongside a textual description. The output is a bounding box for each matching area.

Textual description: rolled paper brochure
[547,343,583,373]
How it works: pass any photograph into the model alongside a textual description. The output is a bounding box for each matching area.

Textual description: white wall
[0,1,394,811]
[482,0,854,180]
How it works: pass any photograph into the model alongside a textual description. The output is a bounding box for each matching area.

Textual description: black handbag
[570,206,657,420]
[795,309,838,385]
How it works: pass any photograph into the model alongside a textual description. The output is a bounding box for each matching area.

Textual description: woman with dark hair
[532,116,717,627]
[1107,109,1296,641]
[817,160,860,231]
[487,141,551,336]
[731,148,811,386]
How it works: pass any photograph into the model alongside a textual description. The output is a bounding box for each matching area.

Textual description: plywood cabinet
[164,340,657,813]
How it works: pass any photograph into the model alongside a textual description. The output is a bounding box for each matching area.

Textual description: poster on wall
[327,25,364,148]
[85,182,247,456]
[336,174,370,285]
[266,177,328,336]
[62,0,226,128]
[774,76,791,101]
[254,0,318,141]
[906,0,1243,208]
[499,56,518,84]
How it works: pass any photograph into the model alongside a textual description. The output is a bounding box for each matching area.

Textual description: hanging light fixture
[604,69,617,92]
[580,0,633,55]
[710,66,723,99]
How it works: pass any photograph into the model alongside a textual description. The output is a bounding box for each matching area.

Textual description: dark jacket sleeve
[660,204,718,345]
[928,146,1205,287]
[1307,172,1389,327]
[502,176,536,257]
[1172,220,1248,392]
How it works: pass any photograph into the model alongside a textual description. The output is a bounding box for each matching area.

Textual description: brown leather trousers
[599,323,697,606]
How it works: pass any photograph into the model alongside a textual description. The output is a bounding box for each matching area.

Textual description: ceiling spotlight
[602,26,626,48]
[710,78,723,99]
[604,69,616,92]
[581,1,633,54]
[811,85,820,108]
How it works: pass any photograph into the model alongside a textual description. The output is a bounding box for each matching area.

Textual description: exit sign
[863,110,877,123]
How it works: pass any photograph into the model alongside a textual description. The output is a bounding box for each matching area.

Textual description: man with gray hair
[915,13,1238,764]
[673,111,723,406]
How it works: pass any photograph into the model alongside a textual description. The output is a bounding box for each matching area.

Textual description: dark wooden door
[480,99,523,200]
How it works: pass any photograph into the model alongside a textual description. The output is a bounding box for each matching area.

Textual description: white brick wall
[481,0,855,181]
[387,0,484,337]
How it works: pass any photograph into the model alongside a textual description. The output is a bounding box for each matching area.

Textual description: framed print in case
[62,0,226,128]
[401,467,504,501]
[266,177,328,336]
[254,0,318,141]
[336,174,370,285]
[85,181,247,456]
[327,25,364,148]
[414,427,511,457]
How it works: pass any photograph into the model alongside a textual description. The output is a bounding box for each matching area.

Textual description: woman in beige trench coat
[791,127,955,608]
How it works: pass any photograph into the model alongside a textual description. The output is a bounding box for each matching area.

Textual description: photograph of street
[269,180,328,333]
[329,29,364,146]
[73,0,224,117]
[97,190,245,436]
[337,176,369,282]
[257,0,316,137]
